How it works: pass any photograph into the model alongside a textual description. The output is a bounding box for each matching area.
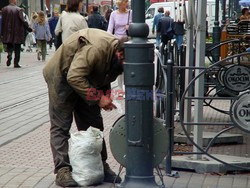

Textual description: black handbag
[55,32,62,50]
[126,10,131,36]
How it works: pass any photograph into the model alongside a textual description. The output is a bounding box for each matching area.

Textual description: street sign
[230,92,250,133]
[223,65,250,92]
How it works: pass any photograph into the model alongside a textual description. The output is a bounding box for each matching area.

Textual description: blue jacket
[33,21,51,41]
[48,16,59,37]
[152,12,164,32]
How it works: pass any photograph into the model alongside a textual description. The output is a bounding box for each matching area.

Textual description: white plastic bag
[68,127,104,186]
[27,32,36,45]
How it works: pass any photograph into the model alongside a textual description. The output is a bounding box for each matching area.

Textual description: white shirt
[55,11,88,42]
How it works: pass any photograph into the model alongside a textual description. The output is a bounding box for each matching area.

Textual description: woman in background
[33,11,51,61]
[107,0,131,39]
[55,0,88,44]
[104,8,113,30]
[107,0,132,94]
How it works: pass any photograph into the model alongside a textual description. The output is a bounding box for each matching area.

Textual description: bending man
[43,28,125,187]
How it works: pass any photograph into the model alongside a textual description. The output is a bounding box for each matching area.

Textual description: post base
[117,176,160,188]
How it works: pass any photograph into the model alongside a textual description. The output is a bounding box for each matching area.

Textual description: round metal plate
[230,91,250,133]
[217,65,232,87]
[223,65,250,92]
[109,116,168,167]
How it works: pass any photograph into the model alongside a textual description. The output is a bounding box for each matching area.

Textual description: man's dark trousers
[6,43,21,66]
[48,81,108,174]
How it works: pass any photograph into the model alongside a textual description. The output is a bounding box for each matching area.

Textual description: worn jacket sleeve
[67,46,101,105]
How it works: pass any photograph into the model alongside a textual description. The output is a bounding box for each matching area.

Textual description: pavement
[0,46,250,188]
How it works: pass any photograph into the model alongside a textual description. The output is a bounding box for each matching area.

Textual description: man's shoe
[14,64,21,68]
[6,59,11,66]
[55,167,78,187]
[103,162,122,183]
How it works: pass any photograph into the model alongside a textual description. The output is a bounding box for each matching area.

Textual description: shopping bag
[68,127,104,186]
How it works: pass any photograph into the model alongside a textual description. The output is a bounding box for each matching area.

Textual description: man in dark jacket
[48,11,59,49]
[87,6,106,30]
[43,28,125,187]
[157,10,174,54]
[1,0,31,68]
[152,7,164,49]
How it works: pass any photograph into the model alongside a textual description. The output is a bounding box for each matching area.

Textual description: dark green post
[212,0,221,62]
[118,0,159,187]
[22,0,28,16]
[86,0,88,13]
[40,0,44,11]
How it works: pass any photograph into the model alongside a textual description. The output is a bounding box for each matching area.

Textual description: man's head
[165,10,170,16]
[9,0,17,5]
[108,39,125,79]
[54,11,59,17]
[92,5,99,12]
[158,7,164,13]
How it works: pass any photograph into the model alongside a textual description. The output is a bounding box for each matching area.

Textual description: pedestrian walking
[1,0,32,68]
[174,19,185,50]
[33,11,51,61]
[48,11,59,49]
[152,7,164,49]
[54,0,88,49]
[20,5,32,52]
[107,0,132,40]
[87,5,106,30]
[107,0,132,95]
[104,8,113,30]
[157,10,174,54]
[43,28,125,187]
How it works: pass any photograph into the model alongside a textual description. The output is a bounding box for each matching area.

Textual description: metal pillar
[212,0,221,62]
[40,0,44,11]
[165,58,174,175]
[118,0,158,187]
[221,0,226,27]
[184,0,194,138]
[22,0,28,16]
[86,0,89,13]
[193,0,206,160]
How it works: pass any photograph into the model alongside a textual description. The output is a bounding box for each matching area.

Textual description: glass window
[211,4,216,17]
[146,8,155,19]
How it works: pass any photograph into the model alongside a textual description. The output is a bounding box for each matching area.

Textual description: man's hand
[98,95,117,111]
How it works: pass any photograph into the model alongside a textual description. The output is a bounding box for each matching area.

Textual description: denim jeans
[176,35,184,50]
[156,32,161,48]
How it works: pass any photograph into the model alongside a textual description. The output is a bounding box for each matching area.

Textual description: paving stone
[0,47,250,188]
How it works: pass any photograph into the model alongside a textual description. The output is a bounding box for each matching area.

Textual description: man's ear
[116,50,124,60]
[78,36,87,48]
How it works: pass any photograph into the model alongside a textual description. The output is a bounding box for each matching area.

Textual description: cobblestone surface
[0,48,250,187]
